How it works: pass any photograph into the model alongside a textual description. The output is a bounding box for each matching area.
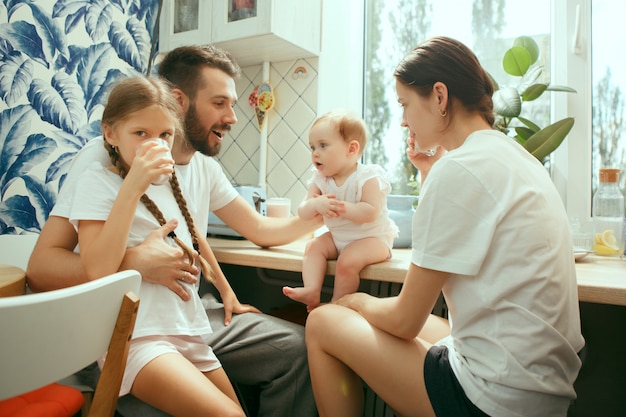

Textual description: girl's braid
[139,193,197,269]
[105,143,215,283]
[168,170,216,283]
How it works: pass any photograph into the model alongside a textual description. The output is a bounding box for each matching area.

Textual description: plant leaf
[27,72,88,134]
[546,85,577,93]
[46,151,75,184]
[28,3,70,60]
[503,46,531,77]
[524,117,575,161]
[72,43,119,115]
[514,126,535,142]
[0,194,39,232]
[521,83,548,101]
[487,72,500,91]
[23,174,56,226]
[52,0,90,18]
[0,20,48,68]
[85,0,115,41]
[108,17,151,73]
[517,116,540,132]
[0,51,34,106]
[513,36,539,64]
[4,133,57,191]
[0,105,38,189]
[493,87,521,117]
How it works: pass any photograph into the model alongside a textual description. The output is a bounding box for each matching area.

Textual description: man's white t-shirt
[411,130,585,417]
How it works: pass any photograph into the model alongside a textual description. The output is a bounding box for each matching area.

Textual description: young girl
[283,110,398,310]
[68,76,253,417]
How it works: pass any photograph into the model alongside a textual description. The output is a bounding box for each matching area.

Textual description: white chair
[0,233,39,270]
[0,269,141,417]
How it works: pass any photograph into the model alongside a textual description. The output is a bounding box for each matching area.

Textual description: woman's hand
[333,291,373,312]
[406,140,445,184]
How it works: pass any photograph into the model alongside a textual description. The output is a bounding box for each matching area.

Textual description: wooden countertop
[207,237,626,306]
[209,237,626,306]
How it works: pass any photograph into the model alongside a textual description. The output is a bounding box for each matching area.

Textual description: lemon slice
[592,243,621,256]
[600,229,618,249]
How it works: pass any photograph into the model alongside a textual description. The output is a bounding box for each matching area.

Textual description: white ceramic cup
[266,197,291,218]
[141,138,173,185]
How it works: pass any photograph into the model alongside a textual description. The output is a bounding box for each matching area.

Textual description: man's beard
[183,104,228,157]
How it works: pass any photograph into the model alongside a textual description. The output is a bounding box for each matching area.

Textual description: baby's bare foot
[282,286,321,307]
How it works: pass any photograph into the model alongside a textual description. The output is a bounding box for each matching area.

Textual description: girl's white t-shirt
[58,137,239,339]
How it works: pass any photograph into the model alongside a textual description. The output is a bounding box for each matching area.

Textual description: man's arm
[214,196,323,248]
[26,215,85,292]
[27,216,198,300]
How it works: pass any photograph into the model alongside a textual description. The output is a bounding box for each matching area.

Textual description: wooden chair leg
[87,292,139,417]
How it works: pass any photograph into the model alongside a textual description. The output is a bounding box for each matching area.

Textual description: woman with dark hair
[305,36,584,417]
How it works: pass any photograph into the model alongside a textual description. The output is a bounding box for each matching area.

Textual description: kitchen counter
[207,237,626,306]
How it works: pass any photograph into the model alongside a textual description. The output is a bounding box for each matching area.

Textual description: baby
[283,110,398,310]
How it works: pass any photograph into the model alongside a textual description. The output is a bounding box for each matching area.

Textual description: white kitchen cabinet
[159,0,321,66]
[158,0,212,52]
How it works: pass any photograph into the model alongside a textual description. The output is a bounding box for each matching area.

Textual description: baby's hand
[315,194,345,218]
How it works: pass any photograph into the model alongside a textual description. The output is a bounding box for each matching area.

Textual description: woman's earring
[439,108,447,117]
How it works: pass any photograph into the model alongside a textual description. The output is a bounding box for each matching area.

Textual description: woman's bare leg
[283,232,337,308]
[131,353,245,417]
[306,304,449,417]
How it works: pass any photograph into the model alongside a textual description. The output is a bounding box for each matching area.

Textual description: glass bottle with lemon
[592,168,625,256]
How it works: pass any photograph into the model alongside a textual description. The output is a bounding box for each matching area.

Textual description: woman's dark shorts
[424,345,490,417]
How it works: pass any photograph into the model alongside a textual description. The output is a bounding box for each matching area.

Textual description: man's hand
[121,219,199,301]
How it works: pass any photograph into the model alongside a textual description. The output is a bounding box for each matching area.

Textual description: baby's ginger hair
[313,110,368,155]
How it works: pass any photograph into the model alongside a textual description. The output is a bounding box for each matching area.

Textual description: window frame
[319,0,594,223]
[552,0,593,225]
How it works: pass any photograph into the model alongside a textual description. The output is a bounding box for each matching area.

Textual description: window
[362,0,626,228]
[590,2,626,199]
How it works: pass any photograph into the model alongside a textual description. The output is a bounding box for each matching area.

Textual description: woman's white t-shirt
[411,130,585,417]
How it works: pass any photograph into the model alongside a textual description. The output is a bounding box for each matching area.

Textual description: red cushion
[0,383,84,417]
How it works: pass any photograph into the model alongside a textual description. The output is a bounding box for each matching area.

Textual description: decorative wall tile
[284,140,313,179]
[215,57,318,215]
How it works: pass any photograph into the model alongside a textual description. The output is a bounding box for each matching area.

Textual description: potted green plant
[492,36,576,161]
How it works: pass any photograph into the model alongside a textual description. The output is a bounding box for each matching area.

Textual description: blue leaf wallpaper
[0,0,159,235]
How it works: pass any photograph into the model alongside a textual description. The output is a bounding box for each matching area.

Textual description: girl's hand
[220,290,261,325]
[126,140,175,191]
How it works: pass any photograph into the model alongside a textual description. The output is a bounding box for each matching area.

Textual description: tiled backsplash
[217,57,318,215]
